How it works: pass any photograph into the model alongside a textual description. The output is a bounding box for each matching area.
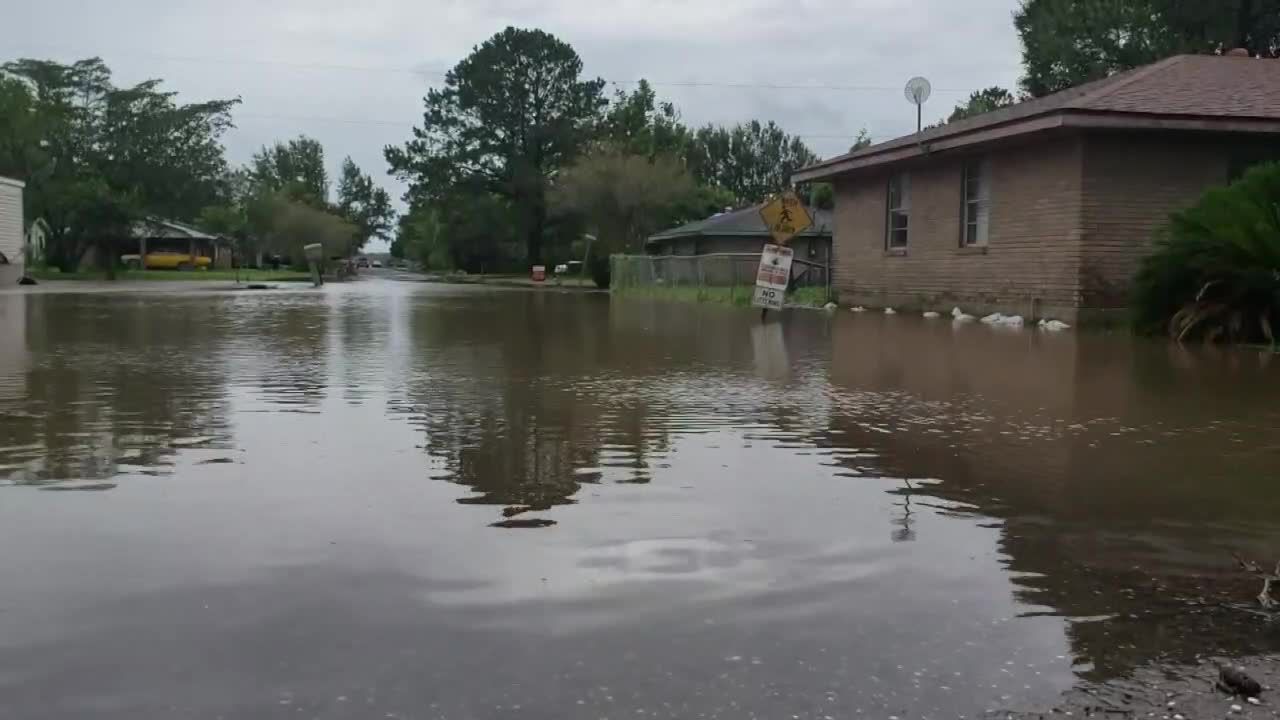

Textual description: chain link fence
[611,253,830,295]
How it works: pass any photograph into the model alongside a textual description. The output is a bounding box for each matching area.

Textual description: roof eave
[794,110,1280,182]
[793,114,1068,182]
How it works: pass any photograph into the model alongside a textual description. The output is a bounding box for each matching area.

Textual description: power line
[234,111,909,141]
[6,43,951,143]
[237,112,412,128]
[5,43,986,94]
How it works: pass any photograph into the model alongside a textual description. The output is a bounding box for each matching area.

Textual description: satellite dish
[905,77,932,132]
[904,76,932,106]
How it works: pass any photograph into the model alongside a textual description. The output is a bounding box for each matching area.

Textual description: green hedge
[1133,162,1280,344]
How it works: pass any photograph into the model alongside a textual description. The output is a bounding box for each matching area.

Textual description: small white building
[0,176,25,285]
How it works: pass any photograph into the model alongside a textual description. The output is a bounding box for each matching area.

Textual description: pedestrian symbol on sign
[759,191,813,246]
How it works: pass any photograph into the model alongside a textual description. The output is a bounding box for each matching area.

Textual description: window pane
[962,160,989,247]
[888,173,910,248]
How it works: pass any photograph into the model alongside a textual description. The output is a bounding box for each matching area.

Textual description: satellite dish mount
[905,76,932,133]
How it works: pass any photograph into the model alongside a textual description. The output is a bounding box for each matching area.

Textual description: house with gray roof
[646,203,834,266]
[794,52,1280,322]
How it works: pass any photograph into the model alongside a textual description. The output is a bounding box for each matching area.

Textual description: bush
[1132,163,1280,344]
[589,254,611,289]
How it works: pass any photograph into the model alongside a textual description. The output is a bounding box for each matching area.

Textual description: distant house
[108,218,231,270]
[794,53,1280,322]
[0,176,25,285]
[646,203,834,266]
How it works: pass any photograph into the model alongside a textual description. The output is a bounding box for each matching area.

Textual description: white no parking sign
[752,243,793,311]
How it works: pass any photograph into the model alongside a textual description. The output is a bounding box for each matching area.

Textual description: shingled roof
[131,218,220,241]
[795,54,1280,183]
[647,204,833,244]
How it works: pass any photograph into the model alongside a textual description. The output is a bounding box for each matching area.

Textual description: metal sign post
[753,191,813,319]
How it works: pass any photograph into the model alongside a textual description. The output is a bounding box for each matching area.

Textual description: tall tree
[686,120,819,207]
[0,75,53,184]
[1016,0,1280,97]
[553,143,697,255]
[250,135,329,207]
[386,27,606,265]
[2,57,238,271]
[336,157,395,250]
[249,192,359,262]
[948,87,1017,122]
[599,80,691,158]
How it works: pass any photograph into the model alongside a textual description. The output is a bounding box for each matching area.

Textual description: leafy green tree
[849,129,873,153]
[1016,0,1280,97]
[336,157,395,251]
[197,202,252,278]
[394,203,451,270]
[599,80,692,158]
[250,136,329,207]
[686,120,819,207]
[438,192,521,272]
[386,27,606,265]
[246,191,358,264]
[1,57,238,272]
[0,75,54,185]
[552,143,699,286]
[948,87,1017,122]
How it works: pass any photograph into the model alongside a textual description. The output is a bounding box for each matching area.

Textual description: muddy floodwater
[1,279,1279,719]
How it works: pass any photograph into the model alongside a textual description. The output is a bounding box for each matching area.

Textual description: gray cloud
[2,0,1024,249]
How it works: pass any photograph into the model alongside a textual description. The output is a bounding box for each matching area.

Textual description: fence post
[731,256,737,304]
[825,244,833,304]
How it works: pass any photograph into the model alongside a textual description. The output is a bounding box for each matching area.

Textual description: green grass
[787,286,831,308]
[29,267,312,283]
[613,284,830,308]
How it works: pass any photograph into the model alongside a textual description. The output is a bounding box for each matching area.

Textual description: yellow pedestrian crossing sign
[759,191,813,246]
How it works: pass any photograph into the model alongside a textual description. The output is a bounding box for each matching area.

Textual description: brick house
[793,53,1280,322]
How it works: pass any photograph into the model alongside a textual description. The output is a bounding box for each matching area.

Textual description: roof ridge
[1067,54,1188,108]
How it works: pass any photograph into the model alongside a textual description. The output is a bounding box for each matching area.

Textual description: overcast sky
[3,0,1024,251]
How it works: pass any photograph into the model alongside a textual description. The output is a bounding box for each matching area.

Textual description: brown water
[1,279,1278,719]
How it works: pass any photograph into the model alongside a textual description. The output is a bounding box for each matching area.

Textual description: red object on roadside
[531,265,546,282]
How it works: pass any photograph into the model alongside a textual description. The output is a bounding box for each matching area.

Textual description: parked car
[356,257,370,268]
[372,260,383,268]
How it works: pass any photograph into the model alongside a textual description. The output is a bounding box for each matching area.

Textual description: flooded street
[1,279,1279,719]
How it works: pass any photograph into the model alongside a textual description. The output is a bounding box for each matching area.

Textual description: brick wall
[1078,133,1234,309]
[831,135,1086,320]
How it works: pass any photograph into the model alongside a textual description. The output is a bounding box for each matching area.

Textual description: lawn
[29,268,312,283]
[613,284,830,308]
[425,272,599,288]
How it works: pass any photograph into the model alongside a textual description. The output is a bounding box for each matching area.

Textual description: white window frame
[961,159,991,247]
[886,173,910,249]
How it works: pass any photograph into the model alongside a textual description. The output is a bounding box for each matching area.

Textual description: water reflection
[821,314,1280,683]
[0,292,235,484]
[0,282,1278,718]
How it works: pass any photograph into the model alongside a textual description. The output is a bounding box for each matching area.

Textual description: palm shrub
[1132,163,1280,344]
